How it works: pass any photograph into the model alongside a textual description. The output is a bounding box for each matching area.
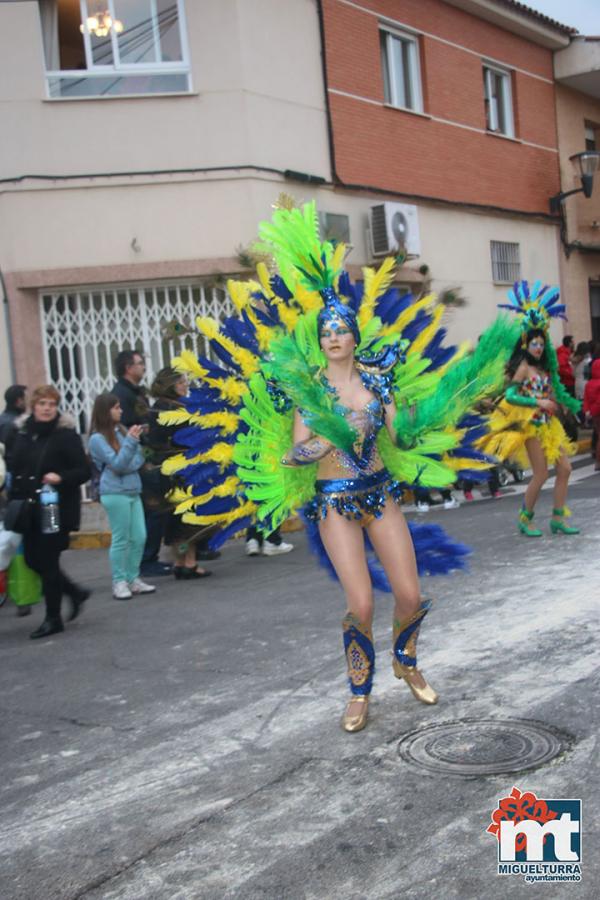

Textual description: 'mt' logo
[487,787,581,863]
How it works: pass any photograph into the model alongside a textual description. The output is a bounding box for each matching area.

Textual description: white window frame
[483,63,514,138]
[380,26,423,114]
[490,240,520,284]
[44,0,192,98]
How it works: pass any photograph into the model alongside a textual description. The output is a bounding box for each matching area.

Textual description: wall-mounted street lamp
[550,151,600,213]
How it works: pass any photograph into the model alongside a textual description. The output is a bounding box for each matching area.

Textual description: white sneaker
[113,580,132,600]
[443,497,460,510]
[262,539,294,556]
[129,578,156,595]
[246,538,261,557]
[416,502,430,512]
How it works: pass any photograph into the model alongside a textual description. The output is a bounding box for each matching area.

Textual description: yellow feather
[294,283,323,314]
[173,476,240,514]
[158,408,191,426]
[380,294,434,337]
[332,243,346,289]
[227,279,252,314]
[256,261,275,298]
[409,304,445,357]
[195,316,259,378]
[182,500,255,526]
[171,349,208,380]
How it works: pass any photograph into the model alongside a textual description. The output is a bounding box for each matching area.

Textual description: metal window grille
[490,241,521,284]
[40,281,234,432]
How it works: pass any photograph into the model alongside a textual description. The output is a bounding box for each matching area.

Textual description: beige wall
[554,83,600,341]
[0,0,330,180]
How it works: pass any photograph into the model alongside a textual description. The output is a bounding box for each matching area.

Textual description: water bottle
[39,484,61,534]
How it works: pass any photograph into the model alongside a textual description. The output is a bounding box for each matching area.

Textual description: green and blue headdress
[498,280,566,338]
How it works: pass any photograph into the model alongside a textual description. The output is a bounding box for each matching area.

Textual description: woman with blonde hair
[6,385,90,638]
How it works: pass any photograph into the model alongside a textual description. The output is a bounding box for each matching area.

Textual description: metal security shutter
[40,281,234,431]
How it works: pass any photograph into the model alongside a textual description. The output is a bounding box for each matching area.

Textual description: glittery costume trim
[342,613,375,696]
[304,468,404,524]
[392,598,432,668]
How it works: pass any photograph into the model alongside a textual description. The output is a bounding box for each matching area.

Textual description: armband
[281,436,333,467]
[505,383,538,408]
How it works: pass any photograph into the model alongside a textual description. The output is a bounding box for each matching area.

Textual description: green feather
[233,374,316,531]
[263,333,358,454]
[394,315,521,447]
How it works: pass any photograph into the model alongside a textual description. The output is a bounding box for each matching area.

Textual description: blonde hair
[30,384,60,408]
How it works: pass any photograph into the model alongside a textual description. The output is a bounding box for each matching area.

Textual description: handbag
[3,497,36,534]
[4,429,53,534]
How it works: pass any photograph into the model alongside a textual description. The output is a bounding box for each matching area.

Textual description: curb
[69,438,594,550]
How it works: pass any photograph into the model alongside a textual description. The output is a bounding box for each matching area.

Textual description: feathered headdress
[498,280,566,335]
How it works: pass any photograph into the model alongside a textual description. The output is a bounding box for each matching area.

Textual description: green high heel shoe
[550,507,580,535]
[518,507,542,537]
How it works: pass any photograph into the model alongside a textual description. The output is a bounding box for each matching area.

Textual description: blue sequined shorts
[304,469,404,524]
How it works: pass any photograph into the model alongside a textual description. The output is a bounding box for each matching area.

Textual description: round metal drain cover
[398,718,570,777]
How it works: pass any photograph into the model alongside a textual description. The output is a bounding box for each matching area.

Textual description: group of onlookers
[557,336,600,466]
[0,347,294,640]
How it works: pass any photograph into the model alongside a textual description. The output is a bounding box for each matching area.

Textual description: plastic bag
[7,544,42,607]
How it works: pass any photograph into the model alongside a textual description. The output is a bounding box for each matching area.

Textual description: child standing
[89,393,156,599]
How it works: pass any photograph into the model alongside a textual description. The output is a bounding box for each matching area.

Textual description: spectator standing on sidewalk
[556,335,575,394]
[89,393,156,600]
[6,385,91,639]
[583,359,600,471]
[111,350,172,577]
[0,385,27,470]
[148,367,211,579]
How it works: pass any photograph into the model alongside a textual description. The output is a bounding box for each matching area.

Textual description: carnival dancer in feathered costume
[161,198,519,733]
[477,281,581,538]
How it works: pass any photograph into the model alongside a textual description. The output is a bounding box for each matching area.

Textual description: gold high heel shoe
[392,658,438,705]
[392,599,438,705]
[342,695,369,732]
[341,613,375,733]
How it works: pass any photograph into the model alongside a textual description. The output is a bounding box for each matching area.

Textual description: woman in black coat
[7,385,91,639]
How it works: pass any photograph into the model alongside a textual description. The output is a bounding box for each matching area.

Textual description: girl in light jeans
[89,393,156,600]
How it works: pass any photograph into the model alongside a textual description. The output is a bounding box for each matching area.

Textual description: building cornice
[443,0,573,49]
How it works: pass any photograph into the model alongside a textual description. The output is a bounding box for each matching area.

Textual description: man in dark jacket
[111,351,150,426]
[111,350,171,577]
[0,385,27,464]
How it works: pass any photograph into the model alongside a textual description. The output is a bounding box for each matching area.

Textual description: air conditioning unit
[369,203,421,258]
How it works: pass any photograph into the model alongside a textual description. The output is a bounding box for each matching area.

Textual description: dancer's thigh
[525,436,548,476]
[366,502,420,610]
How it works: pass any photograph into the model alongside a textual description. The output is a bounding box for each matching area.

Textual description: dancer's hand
[537,399,557,415]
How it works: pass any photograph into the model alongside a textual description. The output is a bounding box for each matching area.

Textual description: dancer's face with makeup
[319,317,356,362]
[528,335,545,361]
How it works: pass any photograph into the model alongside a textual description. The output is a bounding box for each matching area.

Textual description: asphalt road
[1,464,599,900]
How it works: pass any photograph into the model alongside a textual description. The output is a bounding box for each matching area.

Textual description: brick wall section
[322,0,560,212]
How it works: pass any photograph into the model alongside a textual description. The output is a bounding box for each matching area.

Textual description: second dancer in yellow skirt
[478,281,581,537]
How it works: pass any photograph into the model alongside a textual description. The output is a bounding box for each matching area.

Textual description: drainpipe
[0,268,17,382]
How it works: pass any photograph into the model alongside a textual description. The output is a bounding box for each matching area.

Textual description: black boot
[66,587,91,622]
[30,617,64,640]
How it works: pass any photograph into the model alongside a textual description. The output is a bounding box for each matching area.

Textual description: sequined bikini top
[317,375,387,479]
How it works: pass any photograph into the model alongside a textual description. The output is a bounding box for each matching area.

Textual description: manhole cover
[397,718,570,777]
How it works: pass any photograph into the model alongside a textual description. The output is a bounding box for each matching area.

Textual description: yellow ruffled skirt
[476,401,577,468]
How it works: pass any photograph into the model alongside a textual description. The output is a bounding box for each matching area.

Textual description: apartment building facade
[0,0,577,424]
[554,37,600,343]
